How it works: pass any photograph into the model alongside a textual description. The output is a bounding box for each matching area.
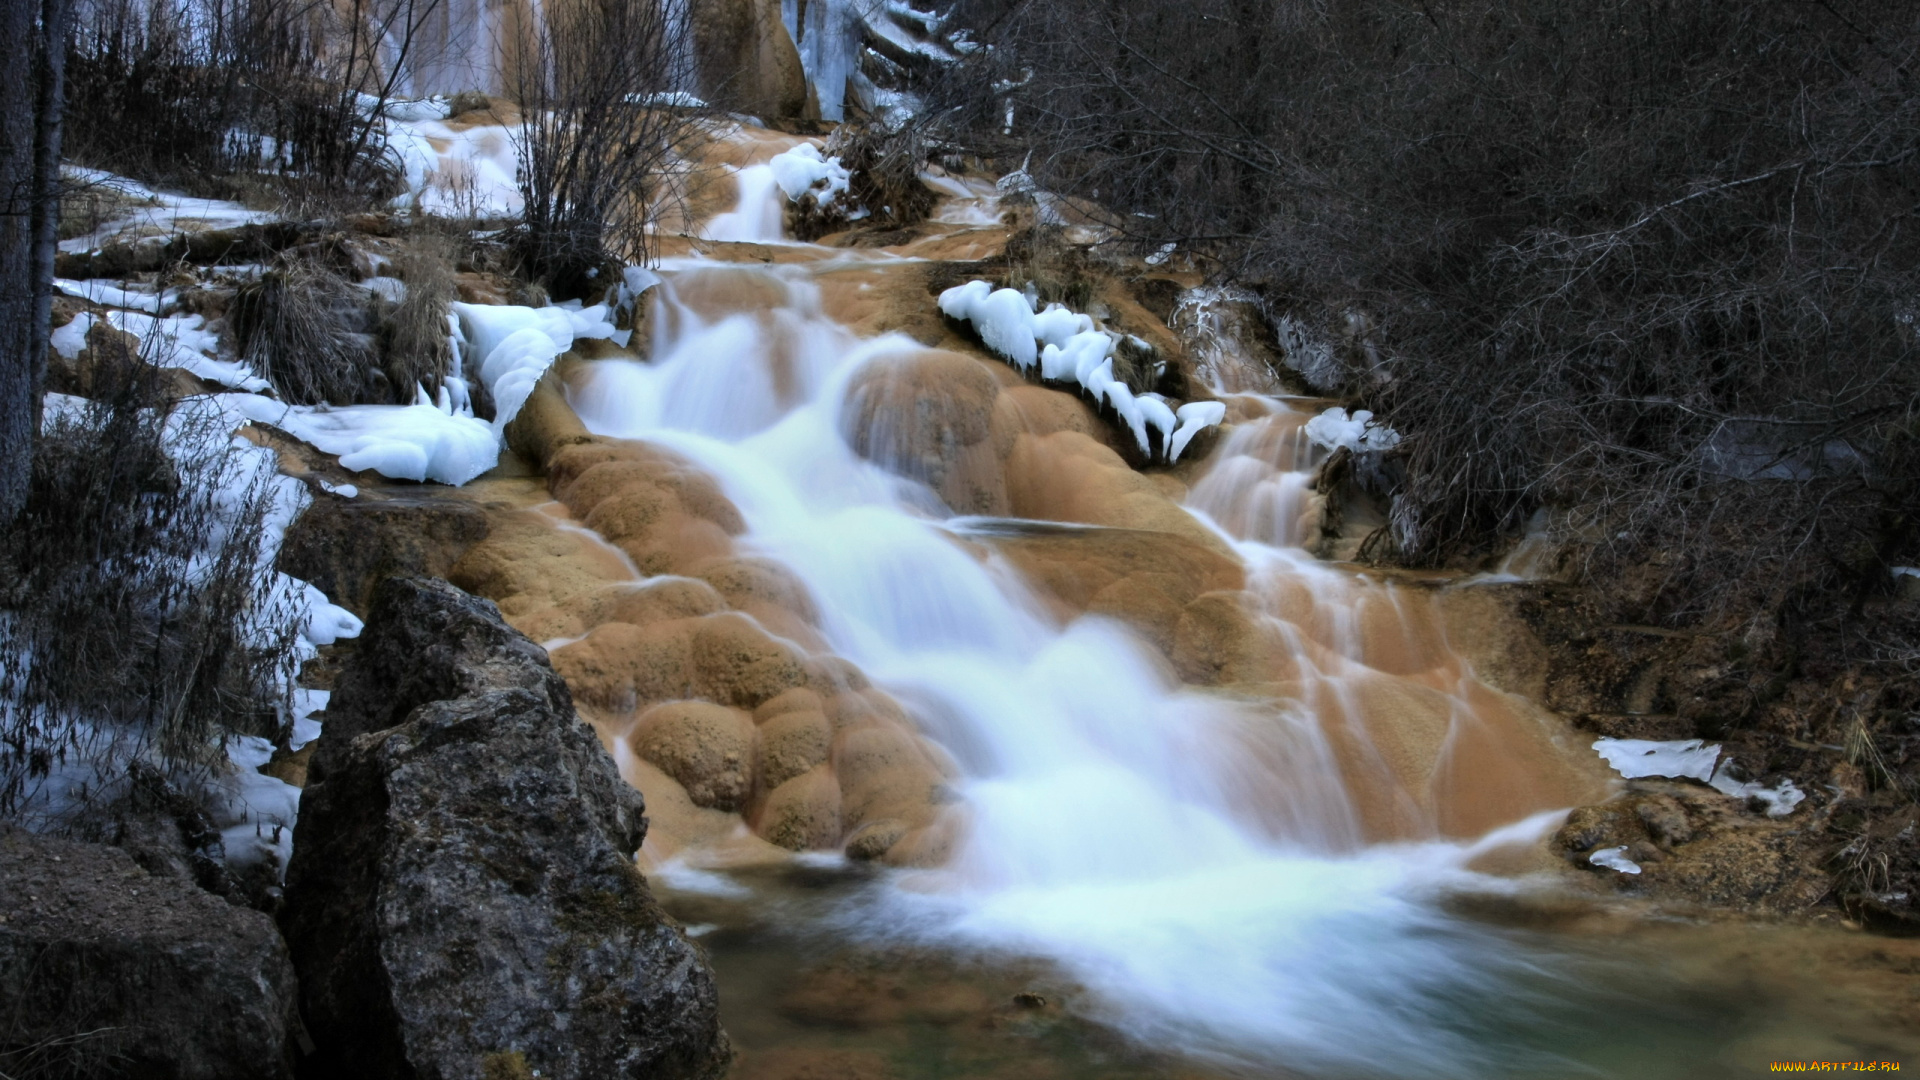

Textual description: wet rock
[1004,430,1229,552]
[755,686,826,723]
[690,0,810,118]
[282,576,729,1080]
[980,522,1243,656]
[833,725,945,841]
[758,708,833,790]
[842,348,1008,514]
[554,443,746,576]
[631,700,757,811]
[1635,794,1696,848]
[1171,591,1272,685]
[518,577,729,645]
[844,818,909,862]
[1556,802,1645,856]
[277,492,490,616]
[0,828,299,1080]
[691,612,813,707]
[550,619,702,713]
[757,766,844,851]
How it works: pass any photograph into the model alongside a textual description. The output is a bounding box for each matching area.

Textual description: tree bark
[28,0,67,442]
[0,0,34,522]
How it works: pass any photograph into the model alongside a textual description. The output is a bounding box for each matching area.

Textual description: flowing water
[554,150,1917,1078]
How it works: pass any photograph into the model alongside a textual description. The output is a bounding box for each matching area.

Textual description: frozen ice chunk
[1062,331,1112,385]
[290,689,329,751]
[1708,772,1806,817]
[1588,846,1642,874]
[1168,400,1227,463]
[1593,737,1804,817]
[1305,407,1401,454]
[1137,393,1179,446]
[1031,303,1094,349]
[299,581,364,646]
[939,279,992,321]
[220,392,500,485]
[452,300,617,432]
[1101,379,1151,454]
[1592,737,1721,782]
[769,142,853,206]
[973,287,1039,369]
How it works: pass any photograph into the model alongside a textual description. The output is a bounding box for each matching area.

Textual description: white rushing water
[568,179,1582,1078]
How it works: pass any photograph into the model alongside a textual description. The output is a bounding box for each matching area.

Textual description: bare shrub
[0,350,301,824]
[65,0,448,204]
[381,238,456,400]
[511,0,703,298]
[824,121,938,232]
[231,258,380,404]
[942,0,1920,613]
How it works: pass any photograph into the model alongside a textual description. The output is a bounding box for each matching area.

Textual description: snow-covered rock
[937,278,1226,461]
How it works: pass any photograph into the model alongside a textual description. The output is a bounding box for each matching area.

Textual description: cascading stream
[567,171,1609,1077]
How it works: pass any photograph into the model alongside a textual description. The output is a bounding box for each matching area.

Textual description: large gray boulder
[0,827,300,1079]
[281,575,729,1080]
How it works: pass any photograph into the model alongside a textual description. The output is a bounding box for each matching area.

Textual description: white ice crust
[938,278,1226,461]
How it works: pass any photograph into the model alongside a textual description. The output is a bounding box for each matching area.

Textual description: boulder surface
[0,826,299,1079]
[282,575,730,1080]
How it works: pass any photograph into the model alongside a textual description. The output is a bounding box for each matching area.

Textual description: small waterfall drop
[563,163,1610,1078]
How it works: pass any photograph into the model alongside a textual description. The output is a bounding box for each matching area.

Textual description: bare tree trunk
[0,0,39,522]
[29,0,68,439]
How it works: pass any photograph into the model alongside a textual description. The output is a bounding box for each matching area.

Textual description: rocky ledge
[281,574,730,1079]
[0,827,301,1079]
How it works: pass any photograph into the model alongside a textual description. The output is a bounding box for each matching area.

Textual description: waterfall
[556,154,1618,1072]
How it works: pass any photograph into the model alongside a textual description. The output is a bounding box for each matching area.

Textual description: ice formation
[1588,846,1643,874]
[769,142,853,208]
[1593,738,1723,782]
[453,298,624,434]
[1304,407,1401,455]
[938,278,1226,460]
[218,388,501,486]
[1591,737,1804,817]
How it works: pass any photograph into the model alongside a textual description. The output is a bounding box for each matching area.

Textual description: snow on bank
[1592,737,1806,817]
[19,396,363,879]
[54,287,271,392]
[383,110,524,217]
[59,166,275,254]
[219,388,500,486]
[937,279,1224,461]
[200,296,624,486]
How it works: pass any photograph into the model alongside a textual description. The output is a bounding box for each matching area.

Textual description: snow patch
[217,735,302,878]
[55,278,175,314]
[50,313,95,360]
[103,310,269,392]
